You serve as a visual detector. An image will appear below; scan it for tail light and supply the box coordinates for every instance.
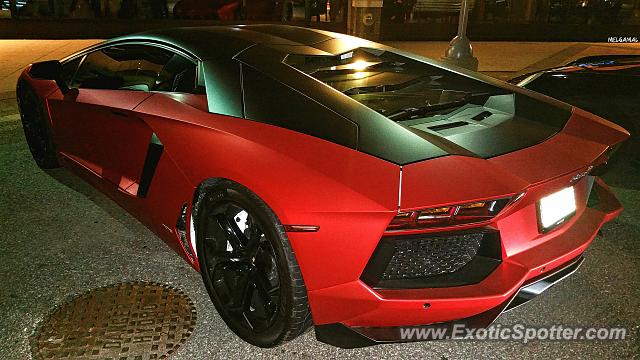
[387,198,511,231]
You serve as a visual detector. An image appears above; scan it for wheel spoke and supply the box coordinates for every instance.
[210,250,242,260]
[227,214,250,247]
[240,276,255,312]
[201,200,282,332]
[253,269,278,317]
[215,213,247,251]
[210,259,249,277]
[242,222,263,260]
[229,266,254,309]
[209,259,233,275]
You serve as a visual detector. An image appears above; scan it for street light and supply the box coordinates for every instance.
[442,0,479,71]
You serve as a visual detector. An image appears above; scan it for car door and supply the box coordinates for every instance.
[48,44,192,196]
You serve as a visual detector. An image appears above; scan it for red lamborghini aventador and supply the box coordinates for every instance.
[17,25,628,348]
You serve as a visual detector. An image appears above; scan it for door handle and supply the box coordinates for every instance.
[110,110,128,117]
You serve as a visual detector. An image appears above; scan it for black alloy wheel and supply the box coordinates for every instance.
[16,82,59,169]
[195,180,311,347]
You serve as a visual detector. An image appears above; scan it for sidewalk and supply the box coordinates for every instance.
[386,41,640,78]
[0,39,100,99]
[1,39,639,99]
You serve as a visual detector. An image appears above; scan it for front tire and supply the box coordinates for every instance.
[194,180,312,347]
[16,82,59,169]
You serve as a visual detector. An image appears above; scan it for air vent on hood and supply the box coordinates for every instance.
[428,121,469,132]
[472,111,493,121]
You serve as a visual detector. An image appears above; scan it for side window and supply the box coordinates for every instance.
[155,54,197,93]
[70,44,197,93]
[242,65,358,149]
[60,57,83,87]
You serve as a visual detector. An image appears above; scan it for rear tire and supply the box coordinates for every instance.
[16,82,59,169]
[194,180,312,347]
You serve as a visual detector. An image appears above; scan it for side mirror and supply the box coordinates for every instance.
[29,60,70,94]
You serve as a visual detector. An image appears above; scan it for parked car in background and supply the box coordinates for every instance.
[172,0,240,19]
[510,55,640,166]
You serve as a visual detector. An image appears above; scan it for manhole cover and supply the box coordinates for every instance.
[32,281,196,360]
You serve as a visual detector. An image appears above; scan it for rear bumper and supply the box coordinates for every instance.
[315,256,584,348]
[310,177,622,348]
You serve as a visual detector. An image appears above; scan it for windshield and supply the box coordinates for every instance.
[285,48,510,122]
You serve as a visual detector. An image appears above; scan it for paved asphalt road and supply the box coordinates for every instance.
[0,94,639,359]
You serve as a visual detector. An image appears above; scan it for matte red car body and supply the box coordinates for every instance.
[21,60,627,333]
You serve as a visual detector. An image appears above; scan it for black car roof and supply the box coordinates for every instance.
[92,26,573,165]
[111,25,363,60]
